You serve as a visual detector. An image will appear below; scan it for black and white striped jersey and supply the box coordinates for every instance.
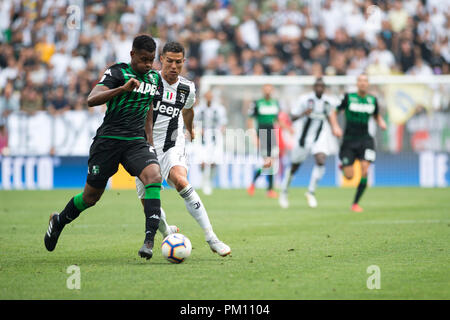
[194,101,227,145]
[291,92,334,147]
[152,71,196,153]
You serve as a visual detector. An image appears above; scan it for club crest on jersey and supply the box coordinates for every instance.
[163,90,177,104]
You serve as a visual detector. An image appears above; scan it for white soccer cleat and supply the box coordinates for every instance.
[162,225,180,238]
[305,192,318,208]
[279,192,289,209]
[202,184,212,196]
[207,238,231,257]
[169,225,179,234]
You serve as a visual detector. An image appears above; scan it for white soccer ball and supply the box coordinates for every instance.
[161,233,192,263]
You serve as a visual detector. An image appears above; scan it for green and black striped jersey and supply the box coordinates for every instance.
[337,92,379,140]
[95,62,160,140]
[248,98,280,129]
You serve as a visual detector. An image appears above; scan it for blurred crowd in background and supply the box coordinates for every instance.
[0,0,449,124]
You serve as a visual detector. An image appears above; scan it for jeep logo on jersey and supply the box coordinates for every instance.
[153,101,181,118]
[133,82,157,95]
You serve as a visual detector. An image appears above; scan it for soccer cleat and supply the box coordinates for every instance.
[44,213,63,252]
[202,185,213,196]
[207,238,231,257]
[305,192,318,208]
[279,192,289,209]
[138,240,154,260]
[169,225,179,234]
[266,190,278,199]
[161,225,180,238]
[247,183,255,196]
[351,203,364,212]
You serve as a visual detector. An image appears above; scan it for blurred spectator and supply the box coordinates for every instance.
[237,13,260,51]
[0,121,7,155]
[0,0,446,122]
[21,86,43,115]
[49,47,70,85]
[47,86,71,116]
[0,81,20,119]
[368,36,396,70]
[397,40,416,73]
[389,0,409,33]
[407,57,434,76]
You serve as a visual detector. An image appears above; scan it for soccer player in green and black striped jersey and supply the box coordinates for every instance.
[44,35,163,260]
[247,84,280,198]
[329,74,386,212]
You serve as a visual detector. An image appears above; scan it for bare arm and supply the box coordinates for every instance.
[375,113,387,130]
[290,108,313,122]
[182,108,195,141]
[87,78,140,107]
[328,109,343,138]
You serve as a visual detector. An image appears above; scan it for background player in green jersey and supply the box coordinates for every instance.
[247,84,280,198]
[44,35,163,260]
[329,74,386,212]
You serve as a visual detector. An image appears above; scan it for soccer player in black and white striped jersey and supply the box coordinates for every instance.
[194,90,228,195]
[280,78,336,209]
[136,42,231,257]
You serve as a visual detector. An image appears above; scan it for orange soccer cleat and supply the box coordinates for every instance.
[247,183,255,196]
[266,190,278,199]
[351,203,364,212]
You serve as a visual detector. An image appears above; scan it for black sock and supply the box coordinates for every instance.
[144,198,161,242]
[58,192,92,228]
[353,177,368,205]
[58,198,82,229]
[267,174,273,190]
[253,168,262,183]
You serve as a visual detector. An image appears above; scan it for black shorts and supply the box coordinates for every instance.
[86,138,159,189]
[257,125,277,157]
[339,137,376,166]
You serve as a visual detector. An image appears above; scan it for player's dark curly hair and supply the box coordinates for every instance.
[162,41,185,57]
[132,35,156,53]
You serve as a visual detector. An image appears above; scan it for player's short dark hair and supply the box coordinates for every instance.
[314,77,325,86]
[162,41,185,57]
[132,35,156,53]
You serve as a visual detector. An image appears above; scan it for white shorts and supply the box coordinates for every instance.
[290,131,330,164]
[136,144,188,199]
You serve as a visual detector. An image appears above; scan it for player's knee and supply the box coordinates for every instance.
[172,176,189,191]
[316,157,326,166]
[344,172,354,179]
[263,158,272,168]
[343,167,354,179]
[291,164,300,174]
[314,153,326,166]
[82,192,101,207]
[140,166,162,185]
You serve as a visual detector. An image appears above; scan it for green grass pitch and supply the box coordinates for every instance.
[0,187,449,300]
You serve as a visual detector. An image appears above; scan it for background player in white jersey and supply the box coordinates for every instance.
[279,78,335,209]
[194,90,227,195]
[136,41,231,257]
